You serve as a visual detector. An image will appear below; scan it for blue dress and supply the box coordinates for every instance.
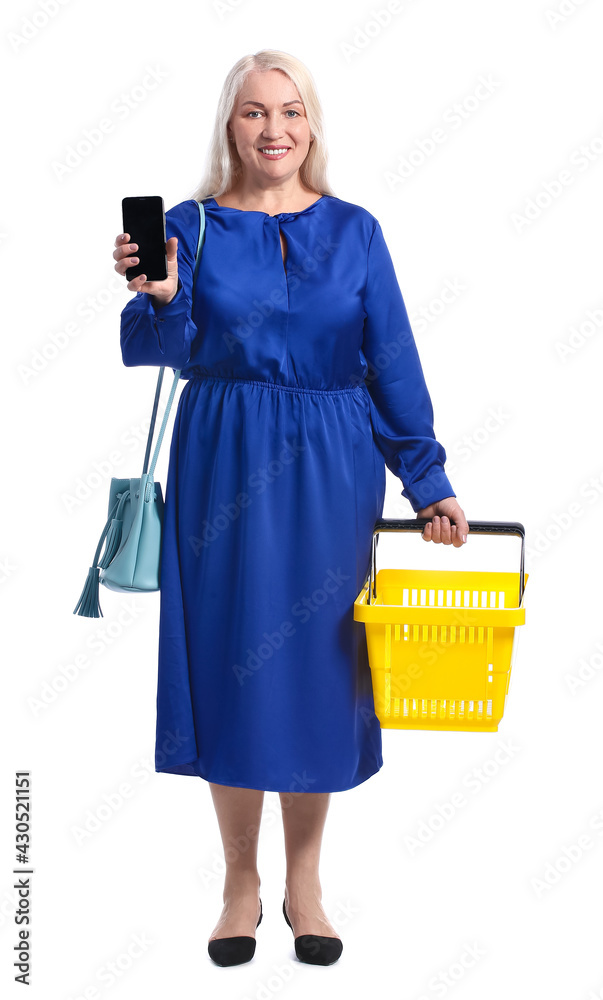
[120,194,455,792]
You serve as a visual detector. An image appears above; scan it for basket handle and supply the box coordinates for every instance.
[367,519,526,607]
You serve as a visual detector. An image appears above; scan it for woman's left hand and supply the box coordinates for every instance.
[416,497,469,546]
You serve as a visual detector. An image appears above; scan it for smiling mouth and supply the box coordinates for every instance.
[258,146,290,156]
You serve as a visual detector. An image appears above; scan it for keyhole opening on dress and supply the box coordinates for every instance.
[279,227,288,271]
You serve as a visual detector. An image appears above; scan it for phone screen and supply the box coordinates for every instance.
[122,196,167,282]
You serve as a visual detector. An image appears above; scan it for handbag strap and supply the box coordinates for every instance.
[142,199,206,477]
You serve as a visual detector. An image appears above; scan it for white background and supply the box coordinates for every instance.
[2,0,603,996]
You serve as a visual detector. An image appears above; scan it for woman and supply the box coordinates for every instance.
[115,49,469,968]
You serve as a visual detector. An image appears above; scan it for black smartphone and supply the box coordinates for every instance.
[121,196,168,282]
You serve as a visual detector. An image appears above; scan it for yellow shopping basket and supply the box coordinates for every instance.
[354,519,527,732]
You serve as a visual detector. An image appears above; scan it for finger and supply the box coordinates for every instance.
[114,246,139,276]
[113,240,139,264]
[450,524,464,548]
[439,515,452,545]
[115,258,139,278]
[117,242,138,259]
[421,520,432,542]
[126,273,147,292]
[114,256,140,278]
[431,515,442,543]
[113,234,135,260]
[165,235,179,260]
[454,515,470,544]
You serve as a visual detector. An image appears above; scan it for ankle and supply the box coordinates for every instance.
[223,869,261,899]
[285,874,322,900]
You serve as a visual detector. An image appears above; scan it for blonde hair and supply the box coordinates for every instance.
[190,49,336,202]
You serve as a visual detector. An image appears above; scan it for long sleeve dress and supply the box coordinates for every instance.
[119,194,456,792]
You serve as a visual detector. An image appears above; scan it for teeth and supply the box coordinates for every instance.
[260,147,289,155]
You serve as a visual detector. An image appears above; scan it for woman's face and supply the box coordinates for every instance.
[228,69,314,187]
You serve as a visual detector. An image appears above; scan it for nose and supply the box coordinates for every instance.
[261,111,286,139]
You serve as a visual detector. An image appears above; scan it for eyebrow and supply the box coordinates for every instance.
[240,100,303,107]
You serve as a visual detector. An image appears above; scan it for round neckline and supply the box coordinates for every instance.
[204,195,327,218]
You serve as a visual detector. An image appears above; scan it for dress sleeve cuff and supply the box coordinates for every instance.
[401,468,457,513]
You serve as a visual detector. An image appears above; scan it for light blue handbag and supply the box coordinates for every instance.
[73,200,206,618]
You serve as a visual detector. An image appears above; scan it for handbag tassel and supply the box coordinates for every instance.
[73,493,127,618]
[98,490,130,569]
[73,566,103,619]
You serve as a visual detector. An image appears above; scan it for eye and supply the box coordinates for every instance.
[244,109,301,118]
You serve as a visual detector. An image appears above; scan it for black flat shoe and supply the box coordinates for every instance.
[282,898,343,966]
[207,898,263,967]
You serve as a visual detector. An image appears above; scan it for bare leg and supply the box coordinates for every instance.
[280,790,341,939]
[208,783,264,941]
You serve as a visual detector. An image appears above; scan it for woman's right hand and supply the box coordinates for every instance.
[113,233,180,306]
